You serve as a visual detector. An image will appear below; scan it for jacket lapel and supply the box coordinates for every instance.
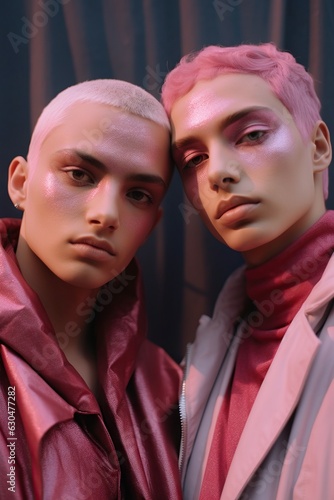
[222,257,334,499]
[182,266,248,480]
[222,313,320,499]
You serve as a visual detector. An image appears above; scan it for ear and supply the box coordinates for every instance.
[7,156,29,209]
[311,120,332,173]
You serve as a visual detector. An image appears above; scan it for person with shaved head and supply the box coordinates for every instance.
[0,79,182,499]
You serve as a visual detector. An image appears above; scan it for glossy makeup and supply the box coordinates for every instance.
[14,102,171,291]
[171,73,330,266]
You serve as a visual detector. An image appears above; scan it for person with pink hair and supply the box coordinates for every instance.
[162,43,334,499]
[0,79,182,499]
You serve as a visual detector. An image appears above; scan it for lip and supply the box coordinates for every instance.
[215,196,260,221]
[71,236,116,257]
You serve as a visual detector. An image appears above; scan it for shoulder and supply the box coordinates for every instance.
[304,254,334,314]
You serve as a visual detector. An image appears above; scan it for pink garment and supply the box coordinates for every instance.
[200,211,334,498]
[0,218,182,500]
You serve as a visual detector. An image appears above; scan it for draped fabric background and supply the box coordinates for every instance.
[1,0,333,361]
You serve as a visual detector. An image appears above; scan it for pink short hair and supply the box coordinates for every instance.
[161,43,328,198]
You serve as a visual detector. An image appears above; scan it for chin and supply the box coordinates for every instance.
[59,271,109,291]
[219,229,271,254]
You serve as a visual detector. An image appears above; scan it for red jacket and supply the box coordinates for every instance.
[0,218,182,499]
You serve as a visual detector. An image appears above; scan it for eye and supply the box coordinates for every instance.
[237,129,266,144]
[66,168,94,184]
[183,153,209,170]
[127,190,153,205]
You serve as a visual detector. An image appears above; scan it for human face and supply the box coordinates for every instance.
[17,102,171,290]
[171,73,327,266]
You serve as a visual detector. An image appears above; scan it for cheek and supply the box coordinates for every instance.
[258,129,302,175]
[29,172,58,201]
[183,172,208,210]
[29,174,81,216]
[125,212,158,245]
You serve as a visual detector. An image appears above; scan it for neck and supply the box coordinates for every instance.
[16,236,102,394]
[243,203,326,267]
[15,235,99,356]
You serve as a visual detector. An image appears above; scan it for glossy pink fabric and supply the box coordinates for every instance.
[0,218,182,499]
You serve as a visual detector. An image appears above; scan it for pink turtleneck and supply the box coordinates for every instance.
[200,211,334,498]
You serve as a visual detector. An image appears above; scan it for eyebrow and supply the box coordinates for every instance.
[56,149,167,187]
[172,106,271,152]
[126,173,167,187]
[60,149,106,170]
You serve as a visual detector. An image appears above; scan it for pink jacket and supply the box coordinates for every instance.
[180,257,334,499]
[0,218,182,499]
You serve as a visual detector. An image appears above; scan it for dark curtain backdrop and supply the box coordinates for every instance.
[1,0,334,361]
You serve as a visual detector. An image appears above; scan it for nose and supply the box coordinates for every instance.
[86,183,120,230]
[208,146,241,192]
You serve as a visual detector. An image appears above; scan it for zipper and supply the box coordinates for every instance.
[178,342,192,475]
